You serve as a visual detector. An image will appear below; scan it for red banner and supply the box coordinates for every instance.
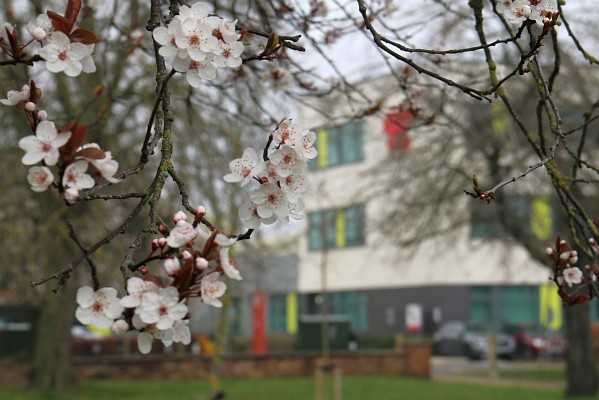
[251,291,267,354]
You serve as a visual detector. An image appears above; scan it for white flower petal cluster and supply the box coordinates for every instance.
[201,272,227,307]
[224,119,316,228]
[495,0,558,26]
[113,277,191,354]
[18,121,71,166]
[152,2,244,87]
[0,84,30,106]
[5,83,120,200]
[75,287,124,329]
[39,31,96,77]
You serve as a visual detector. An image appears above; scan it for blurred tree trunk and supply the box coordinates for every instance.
[565,303,598,397]
[31,282,77,390]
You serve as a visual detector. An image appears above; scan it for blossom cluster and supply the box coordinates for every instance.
[75,208,240,353]
[223,119,317,228]
[152,2,244,87]
[495,0,559,26]
[2,82,120,203]
[546,237,599,305]
[0,2,97,77]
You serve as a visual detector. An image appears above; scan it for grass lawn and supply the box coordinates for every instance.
[0,376,595,400]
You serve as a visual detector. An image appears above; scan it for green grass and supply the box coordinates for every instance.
[0,376,594,400]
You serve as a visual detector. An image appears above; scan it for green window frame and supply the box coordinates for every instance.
[309,120,364,170]
[308,205,366,251]
[268,294,288,334]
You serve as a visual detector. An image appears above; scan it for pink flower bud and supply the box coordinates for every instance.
[173,211,187,223]
[585,265,592,272]
[589,238,597,246]
[181,250,192,259]
[139,265,149,274]
[151,238,160,250]
[194,206,206,218]
[112,319,129,335]
[25,101,36,112]
[37,110,48,120]
[158,223,169,235]
[195,257,208,270]
[31,27,47,41]
[569,256,578,264]
[545,247,554,256]
[157,237,167,247]
[164,257,181,276]
[559,251,571,260]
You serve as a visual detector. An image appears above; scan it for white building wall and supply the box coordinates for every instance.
[297,75,551,293]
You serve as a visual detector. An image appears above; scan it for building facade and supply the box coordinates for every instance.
[296,76,559,337]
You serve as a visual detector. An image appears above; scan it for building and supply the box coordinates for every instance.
[296,75,560,337]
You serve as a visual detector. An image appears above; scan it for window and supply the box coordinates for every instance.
[309,120,364,170]
[331,292,369,332]
[308,204,365,251]
[470,195,554,240]
[268,294,287,333]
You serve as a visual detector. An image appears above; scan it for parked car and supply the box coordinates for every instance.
[504,324,567,358]
[433,320,516,360]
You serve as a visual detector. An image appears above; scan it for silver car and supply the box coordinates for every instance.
[433,321,516,360]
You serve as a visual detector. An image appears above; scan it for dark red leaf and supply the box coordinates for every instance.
[47,11,71,34]
[70,28,99,44]
[76,147,106,160]
[64,0,82,26]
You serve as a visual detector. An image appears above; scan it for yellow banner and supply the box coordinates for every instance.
[317,129,328,168]
[531,196,552,240]
[539,283,562,331]
[335,209,346,248]
[286,293,298,334]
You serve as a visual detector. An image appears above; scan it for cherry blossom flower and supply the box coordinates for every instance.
[137,286,188,330]
[300,130,318,160]
[213,19,240,44]
[280,173,309,200]
[238,199,277,229]
[131,314,174,354]
[75,286,124,329]
[201,272,227,307]
[214,233,241,280]
[561,267,583,287]
[0,85,30,106]
[172,319,191,345]
[179,2,211,22]
[166,220,198,248]
[175,18,218,62]
[77,143,120,183]
[27,166,54,192]
[62,160,95,191]
[120,277,160,308]
[250,183,290,218]
[269,145,304,177]
[223,148,265,186]
[27,14,53,42]
[173,55,218,86]
[18,120,71,166]
[213,39,244,68]
[497,0,532,24]
[39,31,94,77]
[273,119,300,147]
[152,20,184,58]
[531,0,558,25]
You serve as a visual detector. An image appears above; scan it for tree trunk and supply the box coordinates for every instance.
[565,303,598,397]
[31,282,77,391]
